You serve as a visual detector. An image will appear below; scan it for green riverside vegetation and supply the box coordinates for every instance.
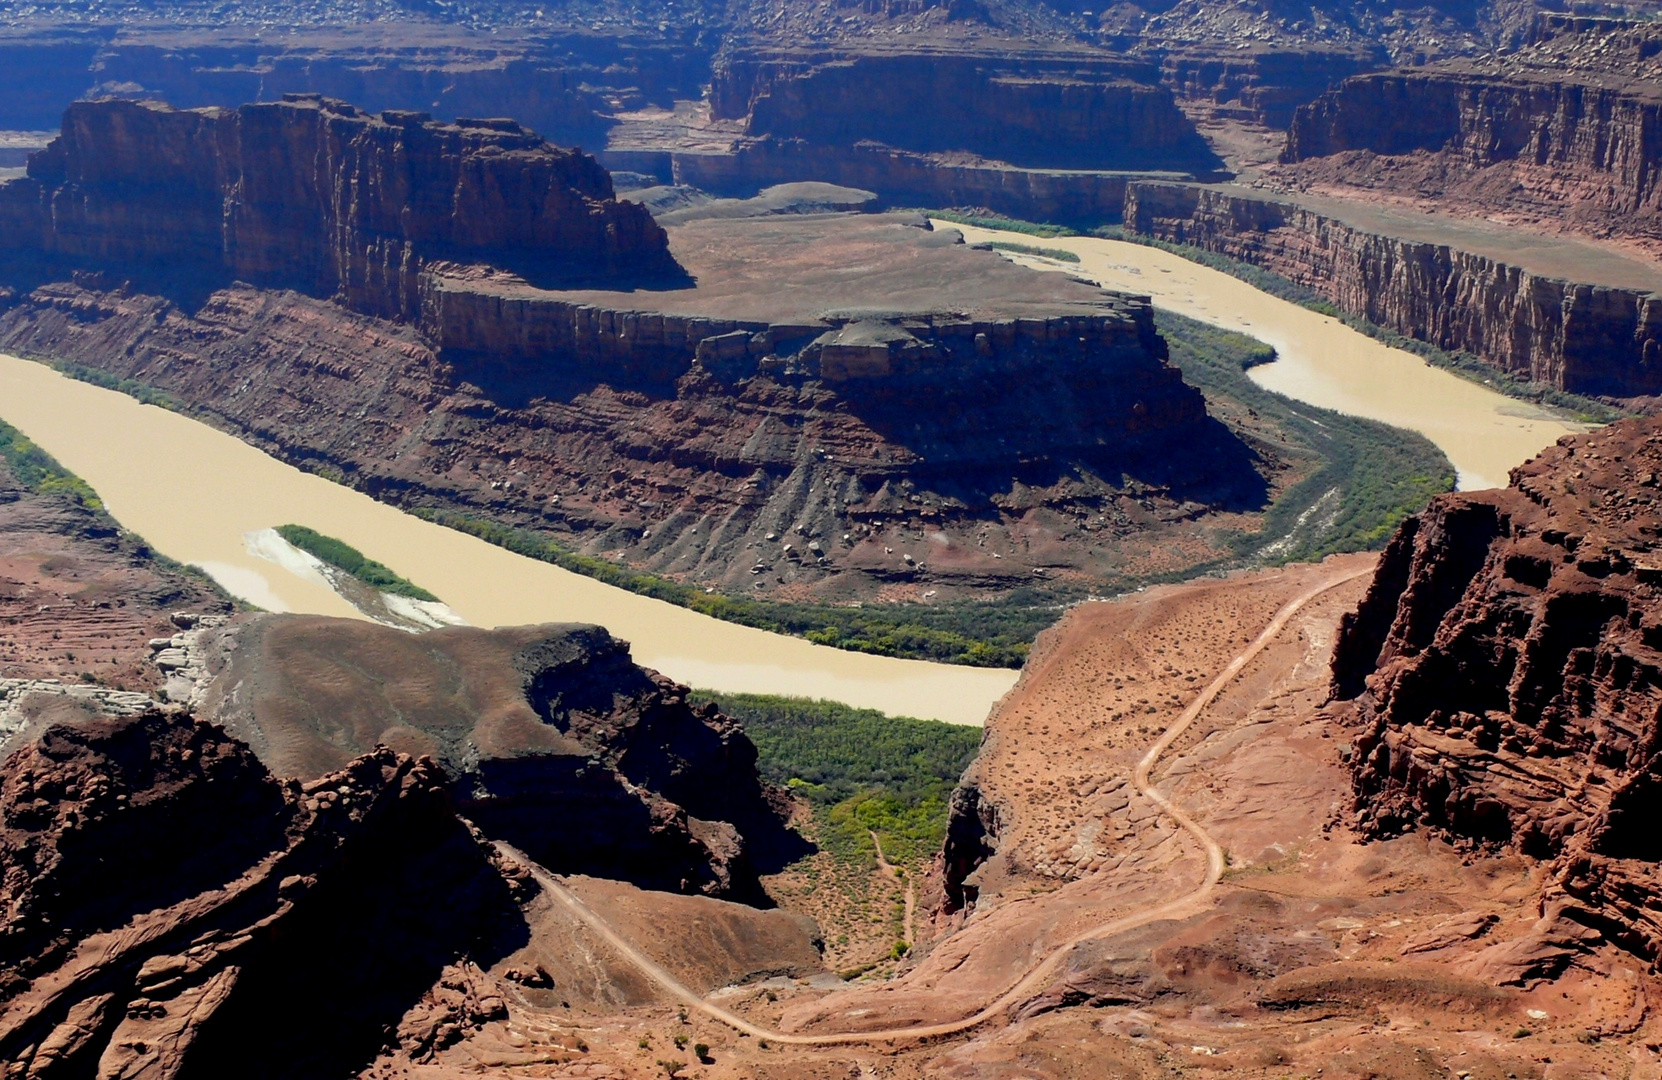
[414,509,1045,667]
[986,240,1080,263]
[274,524,440,601]
[922,209,1078,238]
[1159,312,1456,559]
[0,417,104,511]
[706,691,982,871]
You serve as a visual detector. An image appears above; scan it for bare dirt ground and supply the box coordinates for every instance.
[384,552,1662,1079]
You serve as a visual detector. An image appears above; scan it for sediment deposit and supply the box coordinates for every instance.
[1334,416,1662,967]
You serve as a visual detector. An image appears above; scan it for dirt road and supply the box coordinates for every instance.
[497,562,1372,1046]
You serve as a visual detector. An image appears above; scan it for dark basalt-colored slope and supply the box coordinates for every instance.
[195,616,800,902]
[0,710,534,1078]
[1332,416,1662,965]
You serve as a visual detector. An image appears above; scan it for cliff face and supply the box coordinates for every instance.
[663,139,1138,225]
[1332,417,1662,962]
[1280,18,1662,238]
[0,710,535,1077]
[1124,182,1662,398]
[194,617,794,902]
[1159,44,1385,129]
[709,46,1222,172]
[0,95,678,319]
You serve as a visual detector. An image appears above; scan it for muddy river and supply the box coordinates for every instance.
[0,354,1017,725]
[945,222,1587,492]
[0,232,1589,723]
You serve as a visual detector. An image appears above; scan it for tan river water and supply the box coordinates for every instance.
[944,222,1588,492]
[0,354,1017,725]
[0,232,1590,723]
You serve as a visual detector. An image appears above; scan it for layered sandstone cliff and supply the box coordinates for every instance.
[1332,417,1662,965]
[0,95,677,320]
[1124,181,1662,397]
[710,44,1220,171]
[1280,17,1662,238]
[0,103,1261,601]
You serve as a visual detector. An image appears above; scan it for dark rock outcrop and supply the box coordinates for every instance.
[195,617,797,902]
[0,95,678,319]
[0,710,534,1078]
[1123,181,1662,398]
[1332,416,1662,960]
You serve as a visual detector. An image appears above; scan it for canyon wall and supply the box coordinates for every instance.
[710,46,1220,171]
[1160,44,1385,129]
[1123,181,1662,397]
[0,95,677,320]
[1285,71,1662,217]
[1332,417,1662,967]
[639,139,1140,225]
[1279,17,1662,236]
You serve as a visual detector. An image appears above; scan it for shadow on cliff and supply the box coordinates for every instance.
[176,793,531,1080]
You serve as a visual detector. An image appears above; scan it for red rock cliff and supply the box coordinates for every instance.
[1124,181,1662,398]
[1332,417,1662,965]
[0,94,678,320]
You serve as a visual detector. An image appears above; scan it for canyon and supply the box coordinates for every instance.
[6,1,1662,1076]
[0,95,1304,609]
[1121,181,1662,399]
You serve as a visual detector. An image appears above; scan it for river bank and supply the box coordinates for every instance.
[0,353,1016,725]
[943,221,1588,491]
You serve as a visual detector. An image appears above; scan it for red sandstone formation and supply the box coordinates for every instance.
[1123,181,1662,399]
[0,115,1266,600]
[1280,17,1662,242]
[0,95,677,320]
[709,44,1222,172]
[0,710,537,1077]
[1333,416,1662,966]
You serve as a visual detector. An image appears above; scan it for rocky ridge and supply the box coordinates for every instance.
[0,444,232,693]
[0,708,537,1078]
[1123,181,1662,398]
[190,616,794,902]
[1332,416,1662,967]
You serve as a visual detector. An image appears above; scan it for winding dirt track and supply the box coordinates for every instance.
[498,563,1371,1047]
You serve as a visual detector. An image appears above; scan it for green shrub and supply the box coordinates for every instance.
[0,418,104,511]
[274,524,439,601]
[709,692,981,871]
[923,208,1079,237]
[987,240,1081,262]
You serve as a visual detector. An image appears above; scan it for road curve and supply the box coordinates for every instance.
[497,563,1372,1047]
